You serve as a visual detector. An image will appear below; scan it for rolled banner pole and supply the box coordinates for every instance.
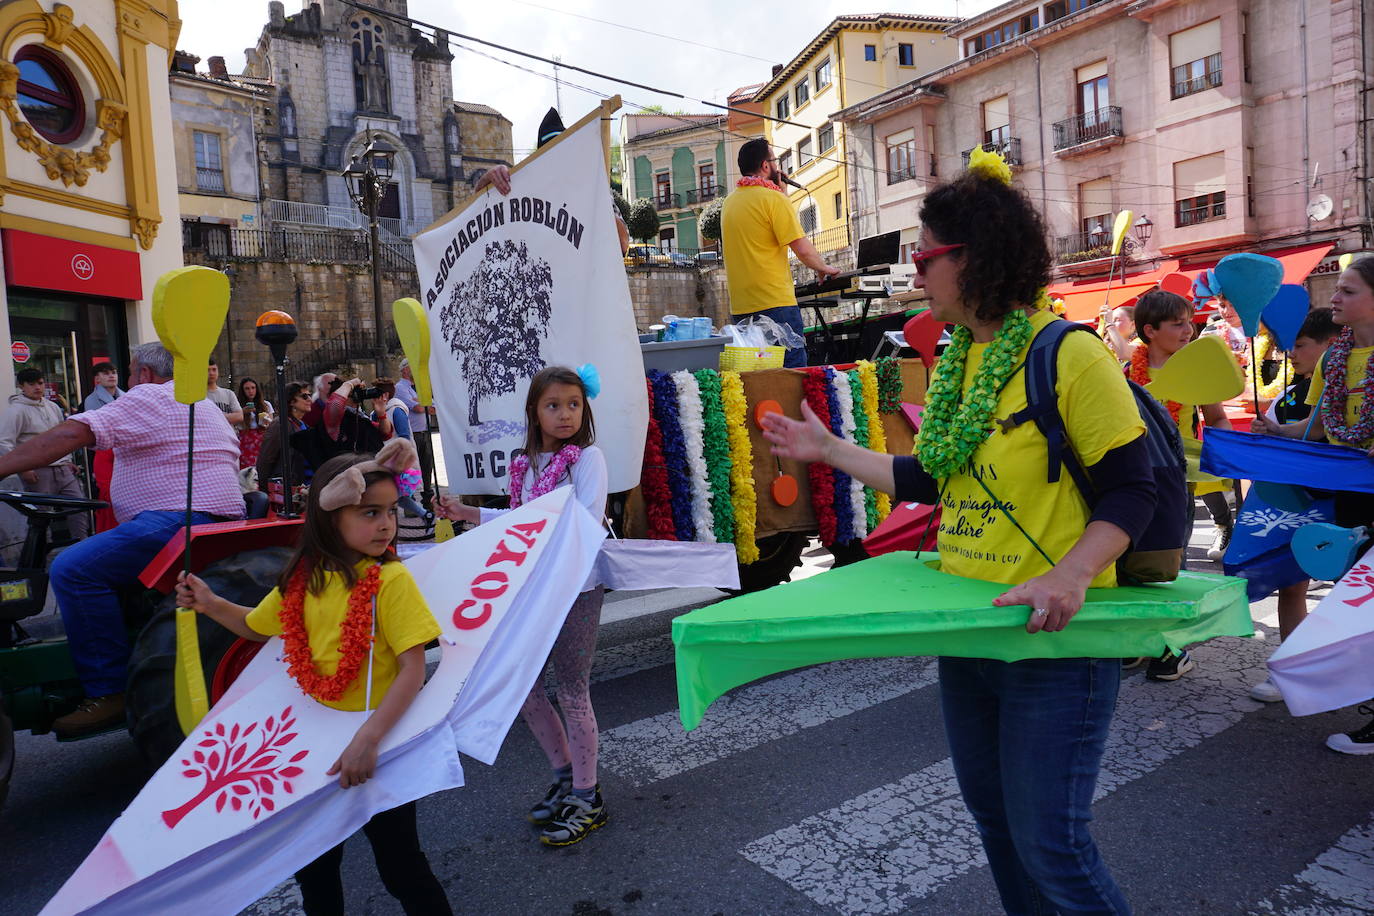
[391,297,439,518]
[152,266,231,734]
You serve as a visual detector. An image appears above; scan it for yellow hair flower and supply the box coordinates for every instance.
[967,145,1013,187]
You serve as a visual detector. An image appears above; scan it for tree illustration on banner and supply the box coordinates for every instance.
[439,239,553,425]
[1342,564,1374,608]
[161,706,308,828]
[1240,505,1328,538]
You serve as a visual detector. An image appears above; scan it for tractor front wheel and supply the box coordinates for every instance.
[125,547,291,769]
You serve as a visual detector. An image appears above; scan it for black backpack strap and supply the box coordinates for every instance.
[1009,319,1096,503]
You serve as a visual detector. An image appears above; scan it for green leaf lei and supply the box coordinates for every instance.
[915,308,1033,479]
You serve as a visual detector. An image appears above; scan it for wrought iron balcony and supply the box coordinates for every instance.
[961,137,1022,168]
[682,185,720,206]
[195,167,225,193]
[1171,54,1222,99]
[1052,107,1123,151]
[1053,230,1113,264]
[655,193,680,211]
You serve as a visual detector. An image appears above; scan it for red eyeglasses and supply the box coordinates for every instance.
[912,243,965,276]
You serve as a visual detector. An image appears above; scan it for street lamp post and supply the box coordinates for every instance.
[343,136,395,377]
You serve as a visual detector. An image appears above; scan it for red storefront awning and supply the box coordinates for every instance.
[1049,242,1335,322]
[1,229,142,300]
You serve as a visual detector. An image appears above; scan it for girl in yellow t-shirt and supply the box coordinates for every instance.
[177,440,450,915]
[763,156,1147,914]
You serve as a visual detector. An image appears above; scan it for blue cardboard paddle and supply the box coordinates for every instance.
[1292,523,1368,582]
[1213,253,1284,337]
[1261,284,1310,351]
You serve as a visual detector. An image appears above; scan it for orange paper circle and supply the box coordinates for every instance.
[754,399,783,429]
[772,473,798,507]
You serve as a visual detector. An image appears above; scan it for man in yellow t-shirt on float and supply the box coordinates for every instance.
[721,138,840,368]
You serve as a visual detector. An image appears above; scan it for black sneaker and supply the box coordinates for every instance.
[540,788,607,847]
[1326,704,1374,756]
[527,778,571,826]
[1146,649,1195,681]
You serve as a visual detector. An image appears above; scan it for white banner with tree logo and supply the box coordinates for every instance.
[413,108,647,495]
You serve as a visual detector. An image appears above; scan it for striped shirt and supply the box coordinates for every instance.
[71,380,245,524]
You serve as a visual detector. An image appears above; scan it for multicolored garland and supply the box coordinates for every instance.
[801,368,839,545]
[847,368,879,531]
[1129,343,1183,426]
[1321,327,1374,446]
[640,378,677,540]
[856,360,892,523]
[832,368,869,539]
[720,371,759,563]
[673,370,716,542]
[876,357,903,413]
[650,370,695,541]
[915,309,1033,480]
[822,367,857,542]
[695,369,735,544]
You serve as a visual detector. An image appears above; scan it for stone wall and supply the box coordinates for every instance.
[625,266,731,331]
[186,256,419,392]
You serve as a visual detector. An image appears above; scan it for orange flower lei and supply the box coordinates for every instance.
[1129,343,1183,426]
[279,561,382,703]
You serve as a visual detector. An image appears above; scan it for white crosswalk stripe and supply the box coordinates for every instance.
[740,633,1278,915]
[1250,812,1374,914]
[599,657,938,786]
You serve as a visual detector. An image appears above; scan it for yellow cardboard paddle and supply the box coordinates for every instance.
[1110,210,1134,256]
[1145,334,1245,405]
[152,266,231,736]
[153,266,231,405]
[1339,253,1354,271]
[393,297,450,540]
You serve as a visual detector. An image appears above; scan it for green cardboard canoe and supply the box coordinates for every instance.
[672,553,1253,730]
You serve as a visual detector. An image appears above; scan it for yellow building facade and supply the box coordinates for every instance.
[754,14,958,260]
[0,0,184,404]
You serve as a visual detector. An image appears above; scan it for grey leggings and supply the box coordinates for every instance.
[520,586,604,790]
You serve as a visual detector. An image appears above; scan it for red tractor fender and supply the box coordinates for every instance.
[138,518,303,594]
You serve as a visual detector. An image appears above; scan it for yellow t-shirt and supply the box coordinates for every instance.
[720,185,804,315]
[937,310,1145,589]
[246,559,441,711]
[1306,344,1374,448]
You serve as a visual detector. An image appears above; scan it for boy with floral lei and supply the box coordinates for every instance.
[1126,289,1234,679]
[762,147,1157,914]
[1259,258,1374,755]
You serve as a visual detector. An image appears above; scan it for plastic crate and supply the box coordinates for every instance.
[719,345,785,372]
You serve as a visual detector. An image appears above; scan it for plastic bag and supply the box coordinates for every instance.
[730,314,805,349]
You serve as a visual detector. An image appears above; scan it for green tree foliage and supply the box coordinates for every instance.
[627,198,660,243]
[699,198,724,242]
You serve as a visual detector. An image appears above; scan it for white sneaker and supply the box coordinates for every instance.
[1248,679,1283,703]
[1206,526,1232,562]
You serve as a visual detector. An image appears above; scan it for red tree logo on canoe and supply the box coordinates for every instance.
[161,706,308,829]
[1343,564,1374,608]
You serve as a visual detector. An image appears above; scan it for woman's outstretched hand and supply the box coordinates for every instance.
[760,401,834,464]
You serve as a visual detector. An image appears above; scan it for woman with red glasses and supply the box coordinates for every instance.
[763,151,1155,914]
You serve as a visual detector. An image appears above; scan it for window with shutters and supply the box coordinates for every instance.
[1079,177,1113,237]
[983,95,1010,146]
[193,131,225,193]
[864,45,877,62]
[1173,153,1226,226]
[886,129,916,184]
[1169,20,1222,99]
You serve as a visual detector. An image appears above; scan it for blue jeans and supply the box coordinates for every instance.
[939,657,1130,915]
[738,305,808,368]
[51,509,219,696]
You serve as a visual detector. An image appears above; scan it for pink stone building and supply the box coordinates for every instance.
[834,0,1373,316]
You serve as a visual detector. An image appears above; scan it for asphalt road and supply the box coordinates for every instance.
[4,524,1374,916]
